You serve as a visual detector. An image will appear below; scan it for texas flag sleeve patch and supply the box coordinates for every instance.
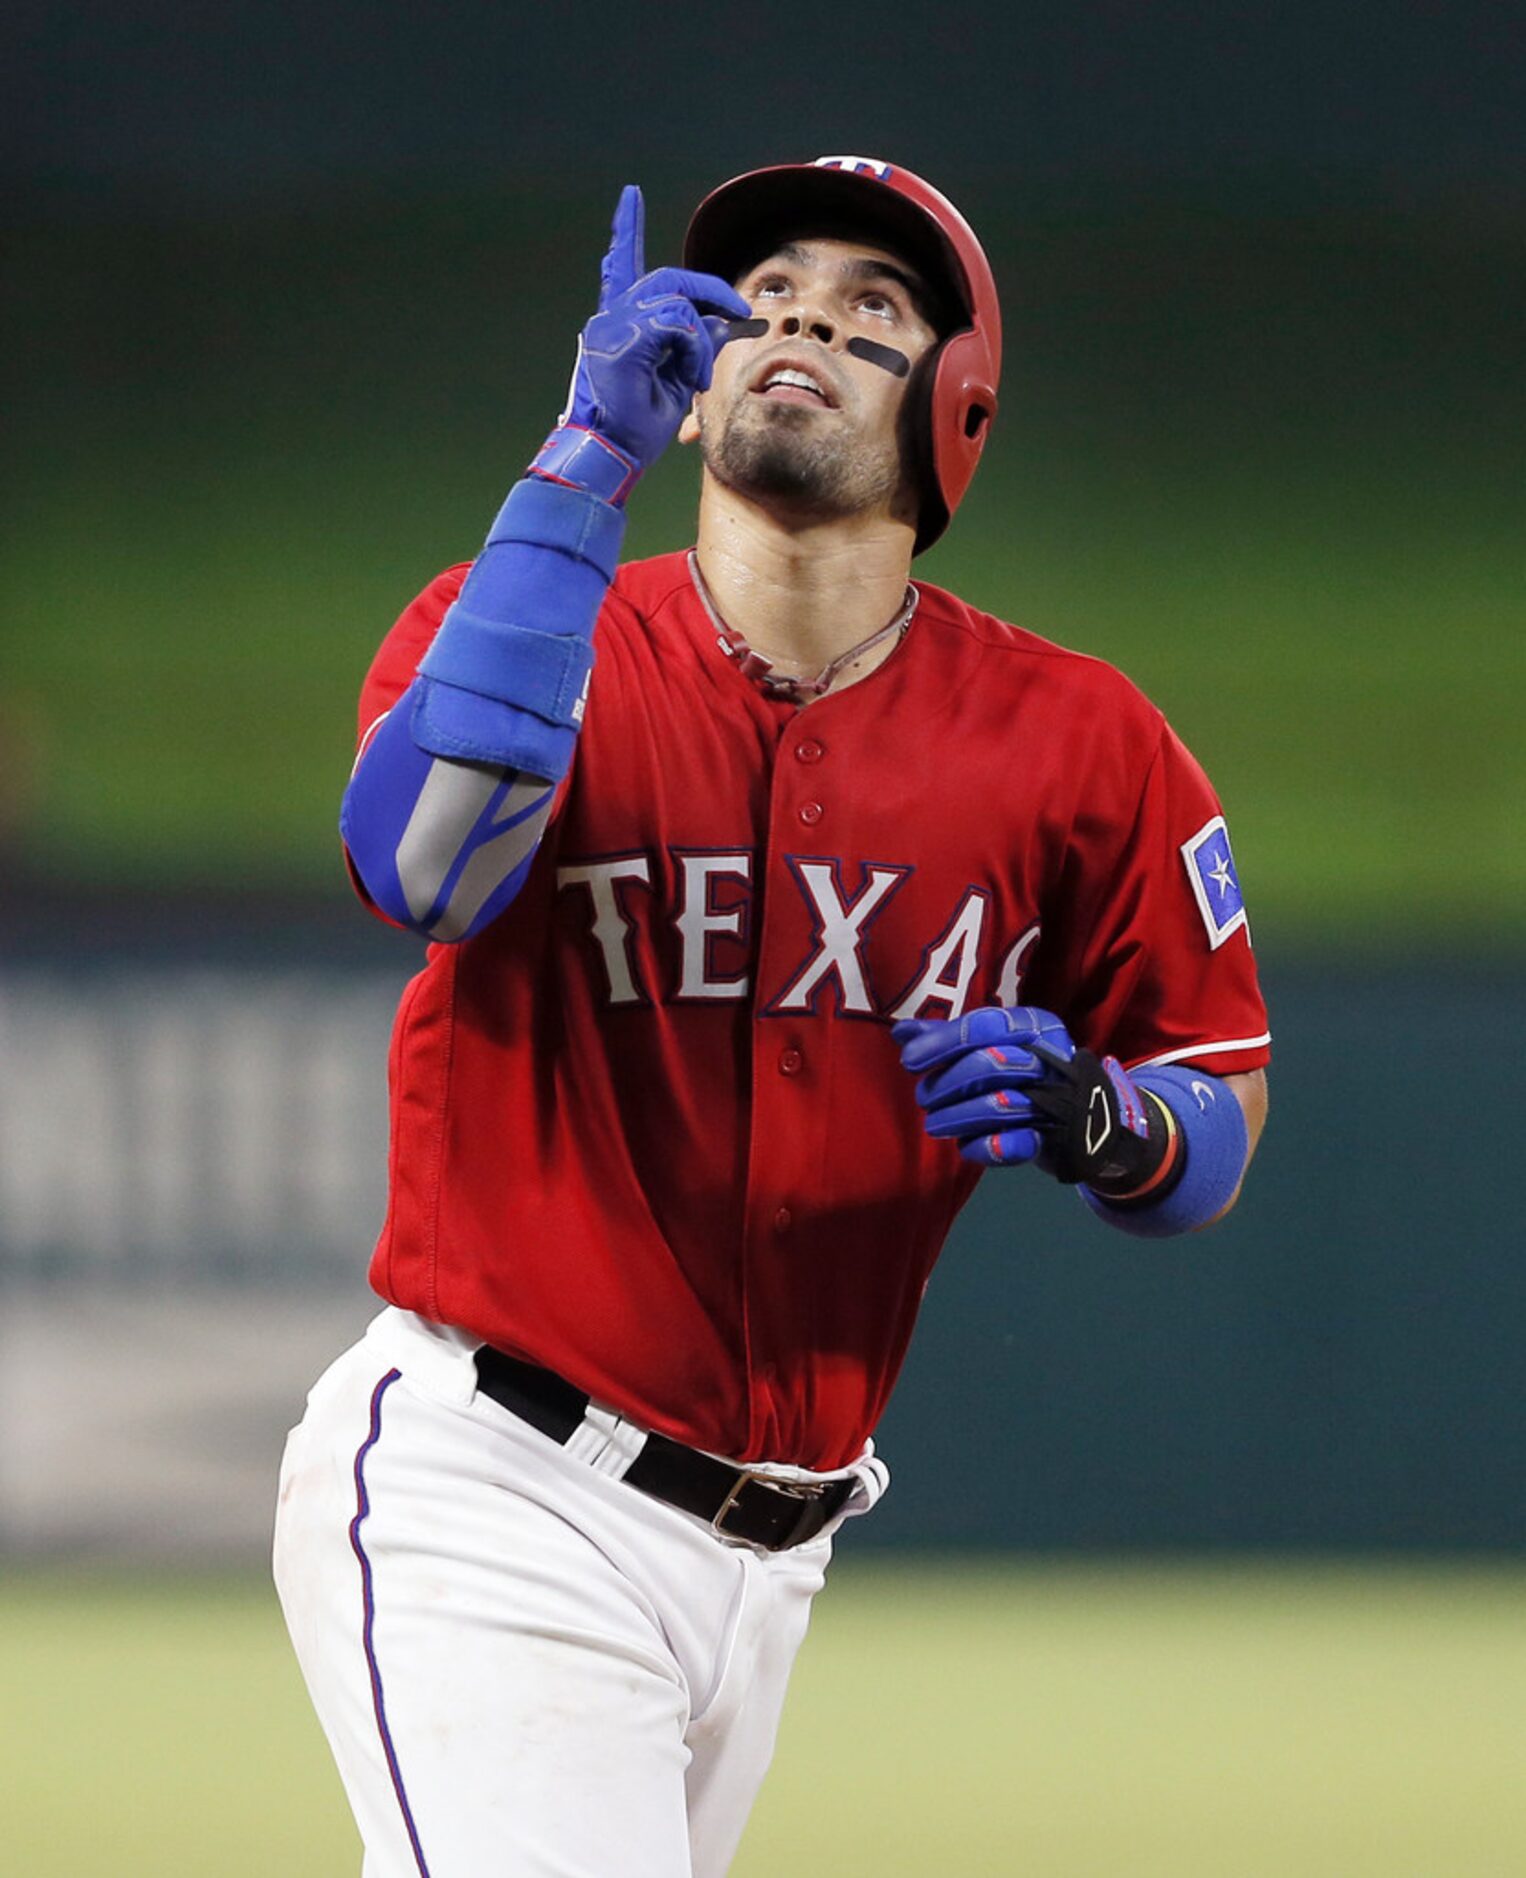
[1181,815,1249,949]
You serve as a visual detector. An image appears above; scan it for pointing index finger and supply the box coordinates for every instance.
[599,184,645,310]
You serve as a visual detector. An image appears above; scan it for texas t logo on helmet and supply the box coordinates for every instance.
[684,155,1001,551]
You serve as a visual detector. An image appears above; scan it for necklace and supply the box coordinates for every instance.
[687,551,918,703]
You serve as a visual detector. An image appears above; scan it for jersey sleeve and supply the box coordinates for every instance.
[1037,721,1271,1076]
[353,563,470,755]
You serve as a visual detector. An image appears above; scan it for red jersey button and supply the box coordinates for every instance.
[773,1206,793,1234]
[798,801,823,825]
[779,1047,804,1075]
[795,739,825,764]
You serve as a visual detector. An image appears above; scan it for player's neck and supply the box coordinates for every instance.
[692,485,916,692]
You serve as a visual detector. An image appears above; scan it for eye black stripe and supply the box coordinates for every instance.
[847,337,911,378]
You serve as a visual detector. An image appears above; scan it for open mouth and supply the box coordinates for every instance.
[751,362,838,409]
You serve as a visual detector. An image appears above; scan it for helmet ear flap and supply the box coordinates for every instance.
[895,331,1001,555]
[919,328,999,551]
[899,340,948,554]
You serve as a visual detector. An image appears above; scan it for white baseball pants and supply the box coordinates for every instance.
[273,1308,886,1876]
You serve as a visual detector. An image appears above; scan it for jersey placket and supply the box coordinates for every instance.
[738,710,842,1455]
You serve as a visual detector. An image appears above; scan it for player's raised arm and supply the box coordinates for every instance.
[340,185,751,941]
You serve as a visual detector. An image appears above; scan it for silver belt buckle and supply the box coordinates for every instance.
[711,1468,826,1546]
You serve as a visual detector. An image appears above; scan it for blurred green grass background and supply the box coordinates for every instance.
[8,1560,1525,1876]
[5,192,1521,947]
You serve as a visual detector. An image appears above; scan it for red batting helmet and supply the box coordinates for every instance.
[683,155,1001,553]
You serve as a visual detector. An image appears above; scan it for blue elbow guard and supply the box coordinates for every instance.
[1080,1063,1249,1239]
[413,477,626,781]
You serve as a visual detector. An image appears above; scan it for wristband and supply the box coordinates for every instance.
[1080,1063,1249,1239]
[1108,1090,1181,1201]
[530,425,641,507]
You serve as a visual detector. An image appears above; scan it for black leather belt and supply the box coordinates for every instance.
[474,1346,852,1552]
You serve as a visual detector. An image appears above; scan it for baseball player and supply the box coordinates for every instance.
[274,157,1270,1876]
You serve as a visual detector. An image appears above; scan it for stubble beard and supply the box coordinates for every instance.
[699,397,902,522]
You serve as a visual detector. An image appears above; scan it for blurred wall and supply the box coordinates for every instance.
[3,933,1523,1553]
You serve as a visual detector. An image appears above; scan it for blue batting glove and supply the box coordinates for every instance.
[531,185,753,504]
[893,1003,1168,1191]
[893,1006,1077,1167]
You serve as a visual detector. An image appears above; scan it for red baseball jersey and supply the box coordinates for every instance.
[352,550,1270,1469]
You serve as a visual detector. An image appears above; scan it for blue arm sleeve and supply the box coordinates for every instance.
[341,691,555,942]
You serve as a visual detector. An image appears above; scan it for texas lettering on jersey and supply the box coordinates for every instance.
[350,551,1271,1470]
[556,848,1037,1021]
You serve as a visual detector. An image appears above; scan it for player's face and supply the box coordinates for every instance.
[688,237,940,527]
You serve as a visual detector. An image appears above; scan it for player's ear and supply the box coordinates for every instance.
[678,399,702,446]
